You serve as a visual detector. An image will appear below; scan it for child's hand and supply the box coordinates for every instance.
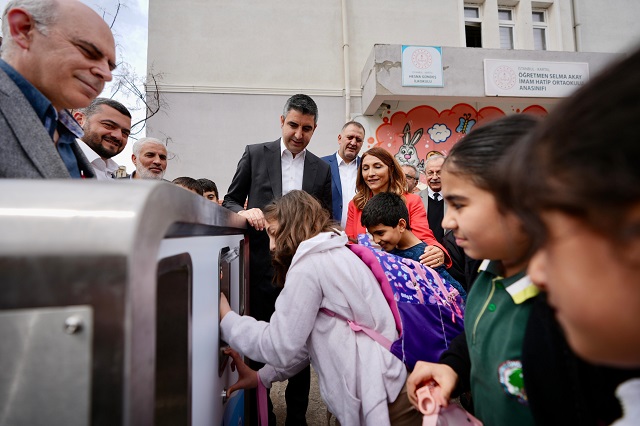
[220,292,232,319]
[224,347,259,395]
[406,361,458,409]
[420,246,445,267]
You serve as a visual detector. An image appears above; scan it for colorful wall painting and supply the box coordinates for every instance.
[370,103,547,183]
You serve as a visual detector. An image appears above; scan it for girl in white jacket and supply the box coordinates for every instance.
[219,190,420,425]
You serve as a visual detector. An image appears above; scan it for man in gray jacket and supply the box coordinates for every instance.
[0,0,116,178]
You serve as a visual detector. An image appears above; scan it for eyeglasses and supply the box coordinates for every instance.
[426,171,441,177]
[405,175,418,181]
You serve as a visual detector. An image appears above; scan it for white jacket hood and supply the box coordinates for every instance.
[289,230,347,268]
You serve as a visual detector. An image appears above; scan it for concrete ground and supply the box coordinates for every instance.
[271,366,337,425]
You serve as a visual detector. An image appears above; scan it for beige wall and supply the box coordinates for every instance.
[149,0,463,93]
[147,0,640,196]
[574,0,640,53]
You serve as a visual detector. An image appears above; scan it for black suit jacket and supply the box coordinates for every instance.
[223,139,332,320]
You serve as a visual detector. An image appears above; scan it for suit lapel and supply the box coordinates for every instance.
[0,69,70,178]
[71,140,95,178]
[265,140,282,198]
[302,153,318,194]
[328,155,342,197]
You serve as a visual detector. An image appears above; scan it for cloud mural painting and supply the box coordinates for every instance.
[428,124,451,143]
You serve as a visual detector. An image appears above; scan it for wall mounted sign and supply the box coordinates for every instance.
[484,59,589,97]
[402,46,444,87]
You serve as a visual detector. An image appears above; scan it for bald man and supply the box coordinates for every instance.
[0,0,116,178]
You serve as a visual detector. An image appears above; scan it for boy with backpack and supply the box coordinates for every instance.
[360,191,466,300]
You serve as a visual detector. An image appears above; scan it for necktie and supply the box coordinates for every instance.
[433,192,440,202]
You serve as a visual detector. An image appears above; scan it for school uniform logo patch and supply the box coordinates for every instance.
[498,360,528,404]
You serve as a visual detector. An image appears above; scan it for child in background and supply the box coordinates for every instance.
[504,48,640,425]
[197,178,219,203]
[172,176,204,195]
[361,191,466,300]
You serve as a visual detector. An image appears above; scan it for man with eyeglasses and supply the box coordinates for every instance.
[0,0,116,178]
[73,98,131,180]
[401,163,421,194]
[419,154,446,243]
[322,121,365,227]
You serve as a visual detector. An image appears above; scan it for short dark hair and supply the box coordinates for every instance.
[172,176,204,195]
[361,192,411,230]
[283,94,318,124]
[197,178,218,197]
[342,120,365,135]
[82,97,131,119]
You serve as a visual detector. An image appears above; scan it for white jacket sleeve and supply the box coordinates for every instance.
[220,265,322,369]
[257,355,311,389]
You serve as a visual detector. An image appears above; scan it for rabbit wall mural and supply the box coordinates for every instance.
[395,123,425,172]
[372,102,548,185]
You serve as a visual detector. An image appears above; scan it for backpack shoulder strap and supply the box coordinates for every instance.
[347,244,402,333]
[319,308,393,350]
[402,257,464,320]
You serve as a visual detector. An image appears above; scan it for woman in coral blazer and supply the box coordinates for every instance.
[345,147,451,267]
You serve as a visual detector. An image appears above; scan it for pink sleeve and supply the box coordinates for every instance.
[405,194,452,267]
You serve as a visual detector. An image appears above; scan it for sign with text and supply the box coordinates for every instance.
[402,46,444,87]
[484,59,589,97]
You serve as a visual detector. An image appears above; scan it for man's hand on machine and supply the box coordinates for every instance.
[238,208,265,231]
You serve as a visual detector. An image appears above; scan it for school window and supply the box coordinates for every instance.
[464,5,482,48]
[498,8,515,49]
[532,10,547,50]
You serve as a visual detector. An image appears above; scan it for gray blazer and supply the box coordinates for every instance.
[0,68,93,178]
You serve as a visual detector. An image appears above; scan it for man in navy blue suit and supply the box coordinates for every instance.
[321,121,365,227]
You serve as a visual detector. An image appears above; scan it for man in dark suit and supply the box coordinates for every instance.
[0,0,116,179]
[223,94,332,426]
[321,121,365,227]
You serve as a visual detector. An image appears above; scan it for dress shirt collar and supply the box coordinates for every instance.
[77,138,120,179]
[280,137,306,161]
[336,152,358,167]
[77,138,101,163]
[427,187,441,199]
